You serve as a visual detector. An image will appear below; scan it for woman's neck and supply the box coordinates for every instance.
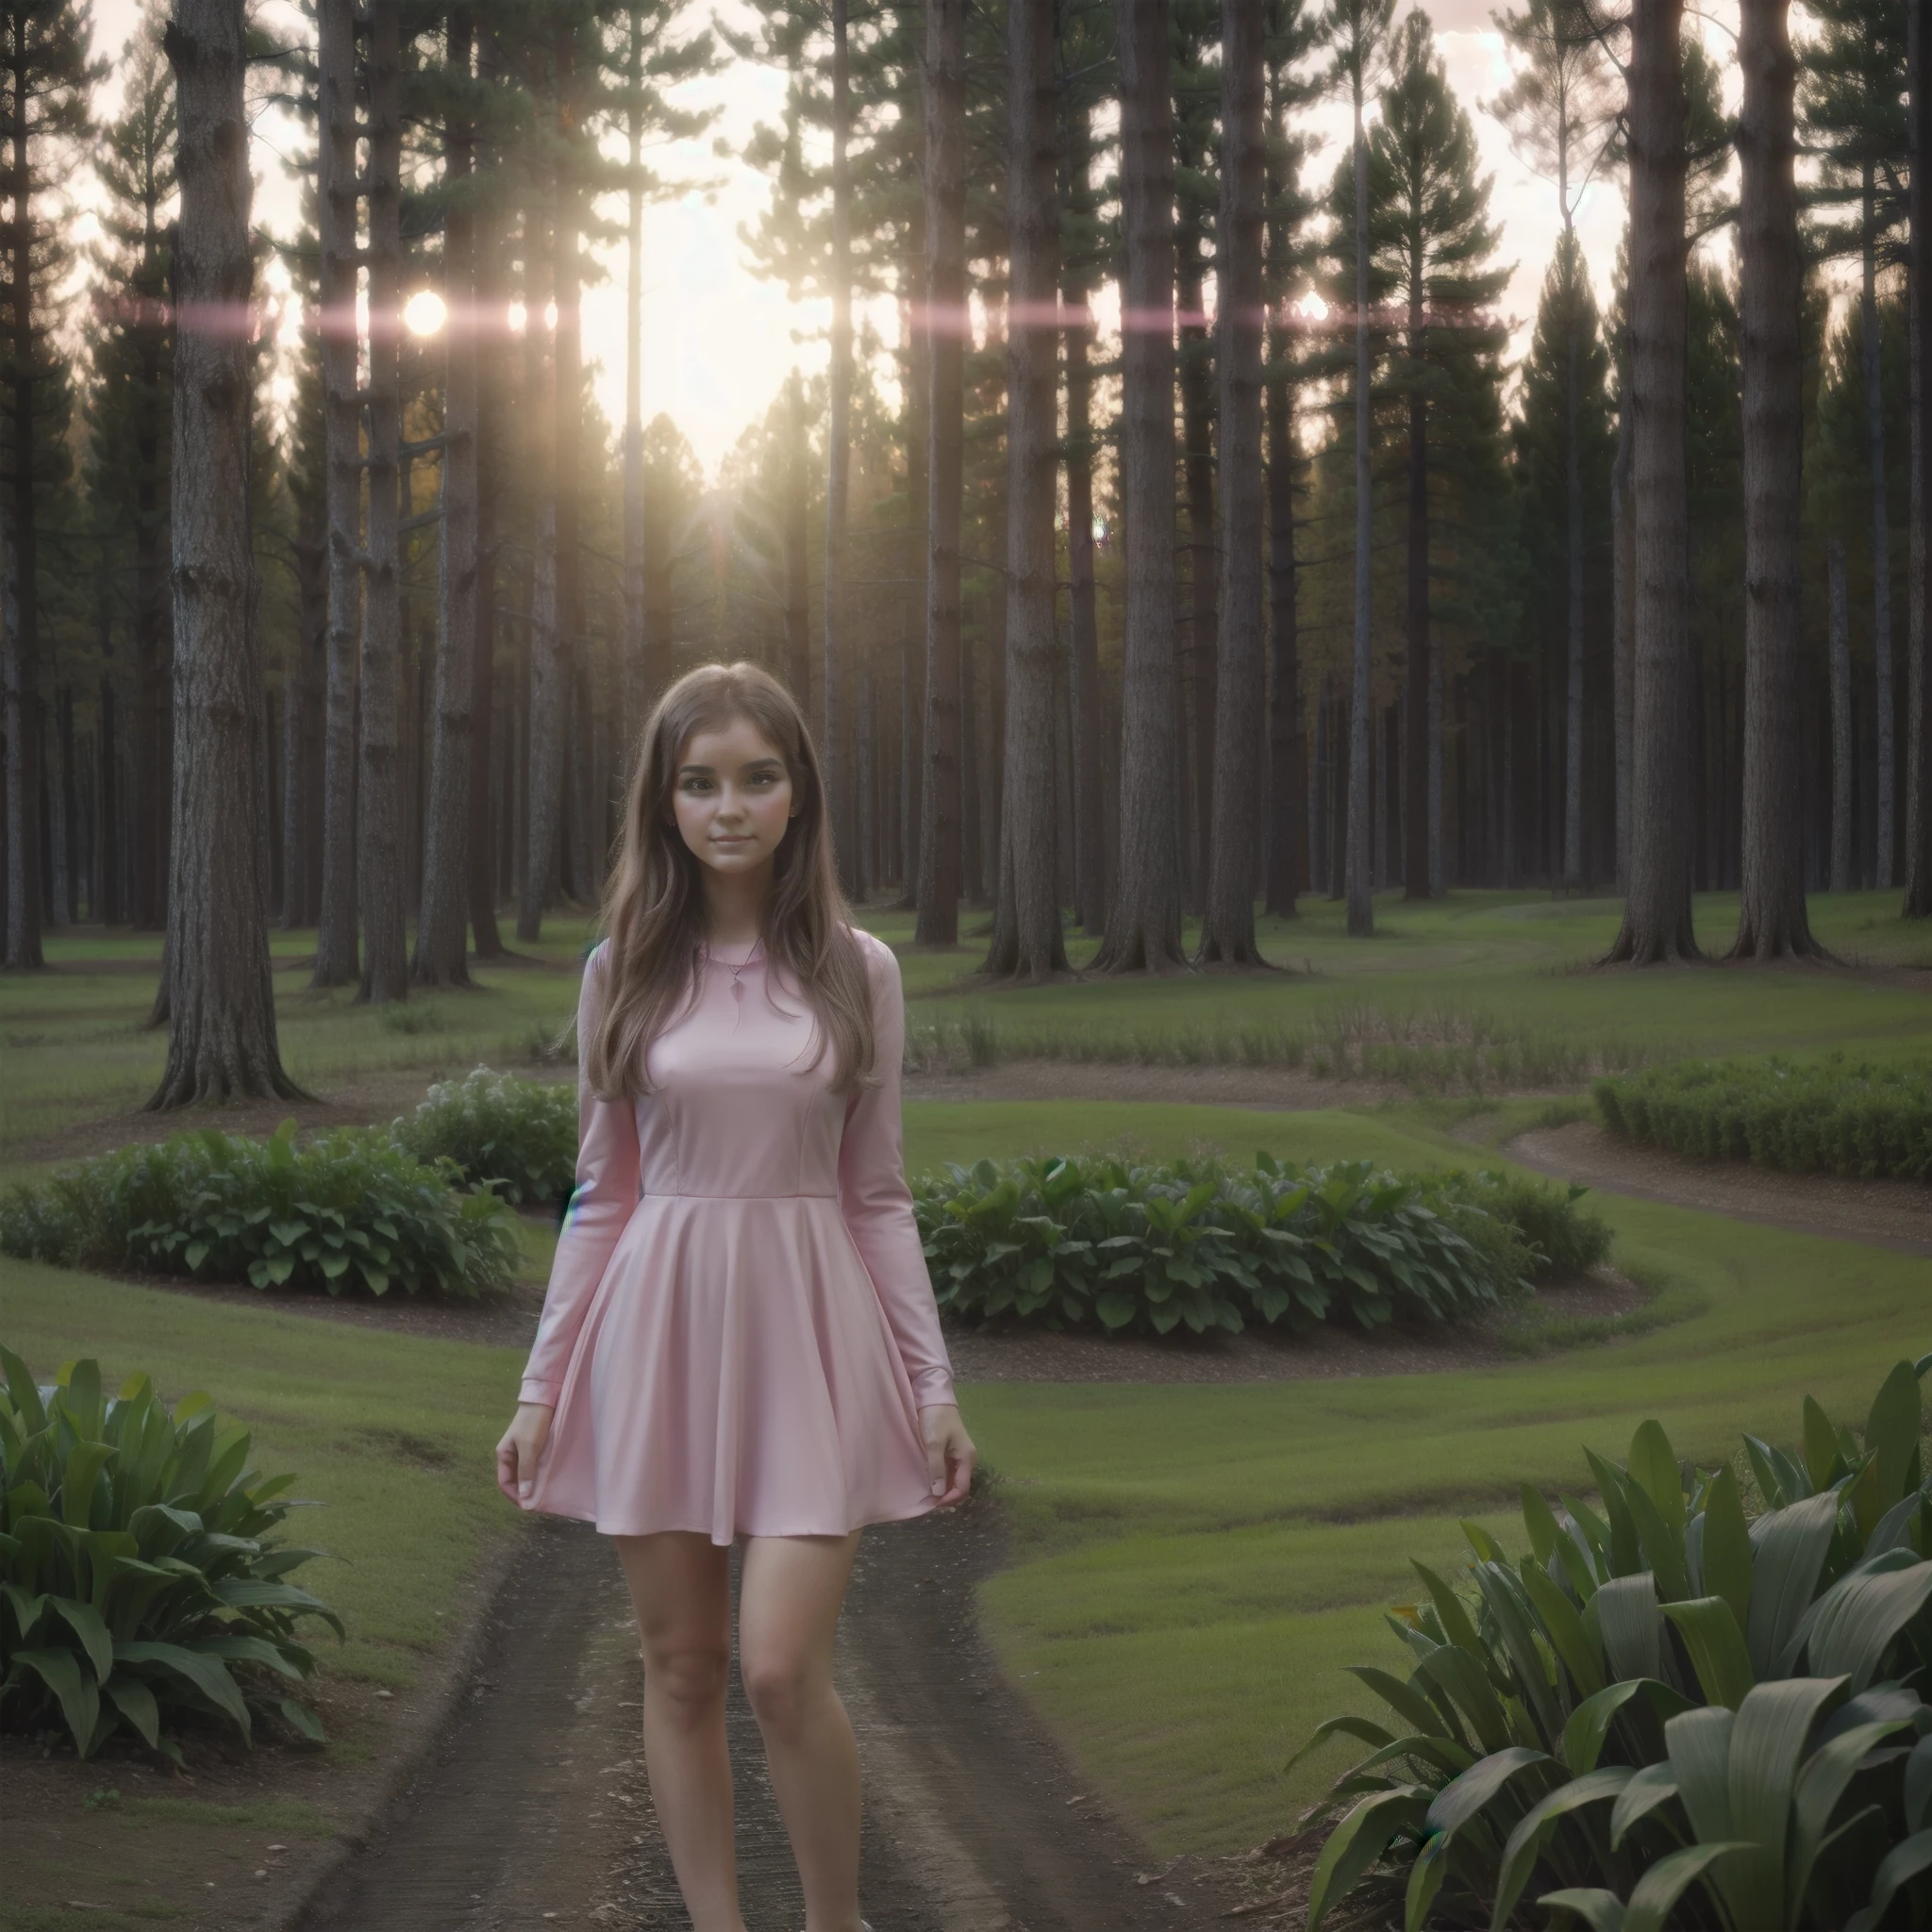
[698,863,772,950]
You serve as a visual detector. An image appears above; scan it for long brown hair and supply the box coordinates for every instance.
[584,661,876,1100]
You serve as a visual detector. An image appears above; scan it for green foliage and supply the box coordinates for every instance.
[911,1154,1606,1339]
[389,1064,576,1206]
[0,1348,341,1759]
[1594,1054,1932,1182]
[1292,1361,1932,1931]
[0,1120,520,1299]
[1434,1171,1614,1281]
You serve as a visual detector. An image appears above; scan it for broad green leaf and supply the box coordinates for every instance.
[1345,1665,1455,1743]
[1800,1557,1932,1692]
[1843,1828,1932,1932]
[1609,1761,1679,1850]
[46,1596,114,1683]
[1723,1678,1844,1930]
[1423,1745,1554,1840]
[1789,1716,1913,1911]
[1623,1841,1753,1932]
[2,1583,46,1641]
[1283,1711,1398,1774]
[1561,1678,1691,1777]
[1591,1574,1661,1683]
[1699,1464,1753,1639]
[1539,1887,1626,1931]
[113,1640,251,1738]
[105,1674,160,1749]
[1803,1396,1842,1491]
[1417,1643,1512,1756]
[1745,1491,1839,1678]
[1307,1787,1428,1931]
[1864,1363,1922,1508]
[275,1696,325,1742]
[1403,1828,1452,1932]
[1660,1596,1755,1709]
[1663,1706,1736,1845]
[1523,1561,1606,1702]
[1622,1479,1690,1605]
[1626,1421,1685,1538]
[59,1441,117,1529]
[12,1646,102,1757]
[1491,1766,1632,1932]
[1907,1736,1932,1833]
[1520,1485,1561,1568]
[1410,1561,1484,1661]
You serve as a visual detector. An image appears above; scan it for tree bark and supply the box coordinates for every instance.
[357,0,407,1003]
[981,0,1065,979]
[1345,65,1374,938]
[1905,0,1932,917]
[1562,240,1585,884]
[914,0,964,947]
[1403,277,1430,900]
[1063,111,1105,939]
[1610,372,1632,886]
[1092,0,1186,973]
[823,0,854,881]
[784,368,811,707]
[1731,0,1821,958]
[897,180,927,910]
[1604,0,1698,963]
[149,0,300,1103]
[519,179,562,941]
[414,4,477,989]
[1862,166,1895,889]
[1828,537,1853,891]
[1176,207,1216,912]
[1200,0,1267,963]
[468,45,505,960]
[621,0,647,760]
[311,0,358,986]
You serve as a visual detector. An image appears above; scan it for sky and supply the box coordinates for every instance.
[85,0,1736,480]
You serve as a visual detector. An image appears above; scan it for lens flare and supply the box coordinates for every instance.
[404,290,448,337]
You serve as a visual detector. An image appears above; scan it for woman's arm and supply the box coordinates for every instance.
[517,941,642,1407]
[836,934,958,1412]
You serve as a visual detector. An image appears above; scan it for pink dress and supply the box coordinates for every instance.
[516,925,957,1544]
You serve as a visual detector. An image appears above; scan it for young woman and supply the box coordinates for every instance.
[495,661,975,1932]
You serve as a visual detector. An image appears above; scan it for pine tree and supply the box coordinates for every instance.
[1906,0,1932,918]
[86,11,174,934]
[1,0,98,970]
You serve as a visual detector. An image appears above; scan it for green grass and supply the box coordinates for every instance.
[963,1140,1927,1857]
[0,1257,526,1690]
[7,891,1927,1152]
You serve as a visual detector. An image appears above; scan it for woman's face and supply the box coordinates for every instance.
[669,714,799,878]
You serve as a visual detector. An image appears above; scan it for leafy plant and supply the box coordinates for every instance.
[909,1154,1604,1339]
[389,1064,576,1206]
[0,1120,520,1299]
[0,1349,341,1759]
[1290,1357,1932,1931]
[1594,1054,1932,1182]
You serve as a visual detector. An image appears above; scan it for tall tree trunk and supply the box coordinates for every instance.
[784,368,811,707]
[150,0,300,1103]
[358,0,407,1003]
[1731,0,1820,958]
[896,184,927,910]
[1862,167,1895,888]
[621,0,647,759]
[1563,236,1585,884]
[914,0,964,947]
[1403,281,1430,900]
[554,40,592,908]
[1905,0,1932,917]
[1093,0,1185,972]
[1610,374,1632,886]
[1828,537,1854,891]
[1200,0,1266,963]
[1605,0,1698,963]
[520,183,562,941]
[1264,338,1303,917]
[1176,212,1216,912]
[982,0,1065,979]
[468,66,505,960]
[414,4,478,988]
[311,0,358,986]
[824,0,855,881]
[1063,113,1105,939]
[4,31,41,968]
[1345,68,1374,938]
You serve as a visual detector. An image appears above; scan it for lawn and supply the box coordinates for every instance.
[5,891,1927,1153]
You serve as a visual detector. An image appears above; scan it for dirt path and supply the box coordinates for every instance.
[298,1506,1250,1932]
[1492,1117,1932,1257]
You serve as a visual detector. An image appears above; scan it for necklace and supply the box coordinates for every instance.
[704,942,764,1007]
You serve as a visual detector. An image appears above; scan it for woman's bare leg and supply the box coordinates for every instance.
[736,1530,865,1932]
[613,1531,741,1932]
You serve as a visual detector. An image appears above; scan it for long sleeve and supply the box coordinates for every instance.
[519,941,641,1406]
[838,933,958,1409]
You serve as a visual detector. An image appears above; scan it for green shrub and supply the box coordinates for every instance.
[0,1349,341,1759]
[0,1120,519,1299]
[1291,1357,1932,1932]
[1594,1053,1932,1181]
[1428,1170,1614,1280]
[909,1153,1606,1338]
[390,1064,575,1205]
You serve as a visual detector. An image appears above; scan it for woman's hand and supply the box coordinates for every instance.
[919,1403,976,1507]
[496,1402,555,1504]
